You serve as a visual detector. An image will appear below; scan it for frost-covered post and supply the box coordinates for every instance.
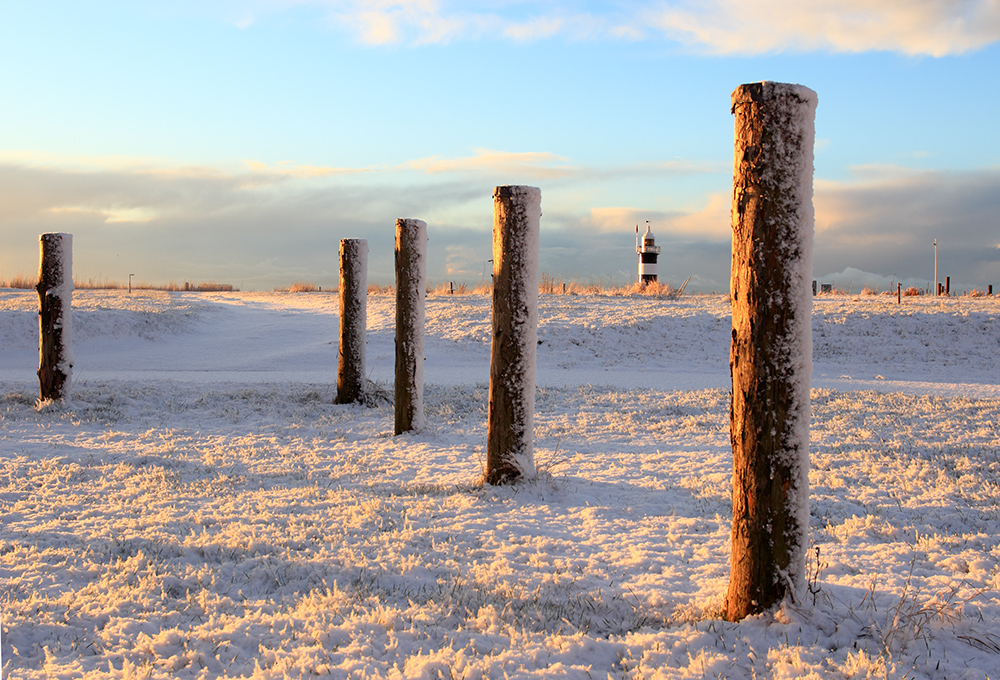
[486,186,540,485]
[726,82,817,621]
[37,233,74,401]
[394,219,427,434]
[336,238,368,405]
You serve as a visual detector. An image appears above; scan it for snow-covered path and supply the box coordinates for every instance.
[3,290,996,396]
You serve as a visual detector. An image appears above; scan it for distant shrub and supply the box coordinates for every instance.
[178,282,236,292]
[903,287,923,297]
[75,277,124,289]
[967,289,988,298]
[368,283,394,295]
[613,280,683,298]
[540,272,565,295]
[2,276,236,291]
[0,274,36,289]
[276,281,320,293]
[430,282,469,295]
[430,277,698,297]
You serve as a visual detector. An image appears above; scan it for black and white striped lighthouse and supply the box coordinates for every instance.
[636,222,661,283]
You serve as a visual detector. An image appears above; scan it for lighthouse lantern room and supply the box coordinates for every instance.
[636,222,661,283]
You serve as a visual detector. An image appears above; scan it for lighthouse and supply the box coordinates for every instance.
[636,222,661,283]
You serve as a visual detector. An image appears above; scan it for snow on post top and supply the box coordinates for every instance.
[731,81,818,111]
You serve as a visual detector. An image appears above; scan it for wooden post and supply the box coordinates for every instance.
[946,276,950,296]
[394,219,427,434]
[37,233,74,401]
[897,282,901,304]
[486,185,541,485]
[727,82,816,621]
[989,285,993,296]
[336,238,368,404]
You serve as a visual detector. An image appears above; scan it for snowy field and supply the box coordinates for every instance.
[1,289,999,679]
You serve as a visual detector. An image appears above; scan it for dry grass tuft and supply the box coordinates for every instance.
[0,274,36,289]
[276,282,321,293]
[429,281,491,295]
[1,275,236,292]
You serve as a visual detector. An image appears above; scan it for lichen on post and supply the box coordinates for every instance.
[726,82,817,621]
[394,218,427,434]
[486,185,541,485]
[336,238,368,405]
[37,232,74,401]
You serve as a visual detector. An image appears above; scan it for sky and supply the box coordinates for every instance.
[1,0,999,293]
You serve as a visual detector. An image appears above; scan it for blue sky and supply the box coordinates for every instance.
[2,1,999,292]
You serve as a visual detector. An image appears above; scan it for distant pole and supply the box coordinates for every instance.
[394,219,427,434]
[934,239,938,296]
[37,233,74,401]
[727,82,816,621]
[336,239,368,404]
[129,273,134,294]
[486,185,541,485]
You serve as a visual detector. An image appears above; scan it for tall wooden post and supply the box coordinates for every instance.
[37,233,74,401]
[486,186,541,485]
[727,82,817,621]
[394,219,427,434]
[336,238,368,405]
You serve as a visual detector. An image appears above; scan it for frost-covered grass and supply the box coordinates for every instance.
[1,291,999,678]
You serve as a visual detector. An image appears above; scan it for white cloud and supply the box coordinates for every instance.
[584,195,730,240]
[401,149,579,179]
[646,0,1000,56]
[236,0,1000,54]
[46,206,158,224]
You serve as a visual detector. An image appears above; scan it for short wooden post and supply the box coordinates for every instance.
[897,282,901,304]
[989,285,993,296]
[336,238,368,404]
[37,233,74,401]
[946,276,950,296]
[486,185,541,485]
[394,219,427,434]
[727,82,816,621]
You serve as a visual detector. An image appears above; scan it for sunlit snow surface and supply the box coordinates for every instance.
[1,290,999,679]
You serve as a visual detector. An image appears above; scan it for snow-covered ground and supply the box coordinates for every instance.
[1,289,998,679]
